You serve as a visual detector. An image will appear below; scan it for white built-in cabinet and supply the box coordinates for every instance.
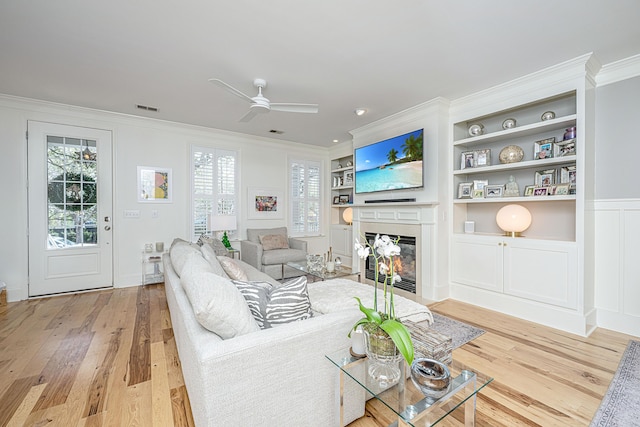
[329,152,354,265]
[449,54,598,336]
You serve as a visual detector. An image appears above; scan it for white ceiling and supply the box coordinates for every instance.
[1,1,639,147]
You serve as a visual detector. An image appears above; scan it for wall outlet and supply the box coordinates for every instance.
[151,210,159,218]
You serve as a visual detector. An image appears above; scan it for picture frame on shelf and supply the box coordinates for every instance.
[461,151,475,169]
[555,183,570,195]
[554,139,576,157]
[458,182,473,199]
[474,149,491,167]
[559,165,577,184]
[533,187,549,196]
[472,189,485,199]
[484,184,504,198]
[534,137,555,160]
[524,185,536,196]
[338,195,350,204]
[343,170,354,186]
[535,169,556,187]
[473,179,488,191]
[332,195,340,205]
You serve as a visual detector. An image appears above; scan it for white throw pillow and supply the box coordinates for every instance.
[181,271,260,339]
[170,241,201,276]
[201,244,229,278]
[217,256,248,281]
[232,276,313,328]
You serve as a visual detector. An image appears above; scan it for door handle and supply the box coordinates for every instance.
[104,225,111,231]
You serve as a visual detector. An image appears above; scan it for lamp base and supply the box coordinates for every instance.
[504,231,524,237]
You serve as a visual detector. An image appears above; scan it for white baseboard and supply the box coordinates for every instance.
[597,309,640,338]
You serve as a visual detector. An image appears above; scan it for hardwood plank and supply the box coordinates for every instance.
[127,286,151,386]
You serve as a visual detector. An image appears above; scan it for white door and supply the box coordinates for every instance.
[28,121,113,296]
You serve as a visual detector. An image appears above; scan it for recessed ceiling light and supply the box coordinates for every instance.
[332,139,339,143]
[354,108,367,116]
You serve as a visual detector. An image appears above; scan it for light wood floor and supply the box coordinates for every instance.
[0,286,635,426]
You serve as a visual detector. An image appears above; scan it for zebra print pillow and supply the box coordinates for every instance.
[232,276,313,328]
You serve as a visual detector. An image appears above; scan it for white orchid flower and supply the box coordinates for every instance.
[392,273,401,283]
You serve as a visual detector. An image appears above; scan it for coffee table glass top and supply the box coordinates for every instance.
[326,348,492,426]
[286,261,359,280]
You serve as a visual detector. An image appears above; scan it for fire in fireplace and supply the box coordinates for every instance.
[364,232,417,294]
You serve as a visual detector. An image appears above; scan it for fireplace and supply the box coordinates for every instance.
[364,232,417,294]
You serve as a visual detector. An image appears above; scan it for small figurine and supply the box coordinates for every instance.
[504,175,520,197]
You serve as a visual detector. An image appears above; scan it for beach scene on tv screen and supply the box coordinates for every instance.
[355,129,424,193]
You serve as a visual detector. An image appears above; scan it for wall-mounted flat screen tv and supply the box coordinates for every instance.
[354,128,424,194]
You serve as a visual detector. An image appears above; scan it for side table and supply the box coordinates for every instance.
[142,250,165,285]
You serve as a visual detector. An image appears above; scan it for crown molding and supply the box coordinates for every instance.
[596,54,640,87]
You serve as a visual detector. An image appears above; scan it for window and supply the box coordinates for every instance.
[191,146,238,241]
[289,159,321,236]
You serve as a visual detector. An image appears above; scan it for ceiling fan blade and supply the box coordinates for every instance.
[208,78,253,103]
[270,103,319,114]
[239,109,259,122]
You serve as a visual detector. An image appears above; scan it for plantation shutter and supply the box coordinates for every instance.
[289,159,321,236]
[192,147,237,241]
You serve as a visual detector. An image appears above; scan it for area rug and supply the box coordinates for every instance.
[430,312,485,349]
[590,340,640,426]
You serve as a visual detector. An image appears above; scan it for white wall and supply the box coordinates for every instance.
[0,95,328,301]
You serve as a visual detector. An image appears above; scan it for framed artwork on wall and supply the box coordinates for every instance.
[248,187,284,219]
[138,166,172,203]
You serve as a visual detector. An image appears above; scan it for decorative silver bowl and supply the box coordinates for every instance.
[468,123,484,137]
[410,358,451,399]
[502,118,517,129]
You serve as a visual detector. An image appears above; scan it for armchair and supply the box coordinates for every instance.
[241,227,308,280]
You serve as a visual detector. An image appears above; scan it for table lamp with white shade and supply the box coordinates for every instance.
[342,207,353,225]
[496,204,531,237]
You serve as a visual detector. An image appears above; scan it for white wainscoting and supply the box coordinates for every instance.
[594,199,640,337]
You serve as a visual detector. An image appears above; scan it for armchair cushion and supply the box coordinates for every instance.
[259,234,290,250]
[232,276,313,328]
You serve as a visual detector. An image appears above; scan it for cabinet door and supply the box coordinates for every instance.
[452,235,503,292]
[503,239,577,309]
[330,225,352,257]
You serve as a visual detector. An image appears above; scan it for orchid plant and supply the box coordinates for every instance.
[350,234,414,365]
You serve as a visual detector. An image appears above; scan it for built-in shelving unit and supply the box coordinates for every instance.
[448,54,598,336]
[330,153,354,265]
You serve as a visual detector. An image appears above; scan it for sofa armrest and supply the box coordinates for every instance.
[289,237,307,252]
[240,239,262,269]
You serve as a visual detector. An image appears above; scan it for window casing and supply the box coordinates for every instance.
[191,146,238,241]
[289,159,321,236]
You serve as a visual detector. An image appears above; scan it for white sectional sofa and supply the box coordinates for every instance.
[163,238,432,427]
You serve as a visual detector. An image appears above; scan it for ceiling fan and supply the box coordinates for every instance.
[208,78,319,122]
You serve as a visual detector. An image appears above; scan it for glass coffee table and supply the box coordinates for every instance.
[286,261,360,282]
[326,348,492,426]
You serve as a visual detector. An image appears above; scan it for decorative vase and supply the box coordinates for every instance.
[363,325,402,387]
[410,358,451,399]
[563,126,576,140]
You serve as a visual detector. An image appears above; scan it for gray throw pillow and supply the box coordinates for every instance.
[232,276,313,328]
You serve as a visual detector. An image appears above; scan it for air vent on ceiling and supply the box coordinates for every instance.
[269,129,284,134]
[136,104,158,112]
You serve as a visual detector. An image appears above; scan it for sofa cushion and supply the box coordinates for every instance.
[170,239,202,276]
[261,248,307,265]
[246,226,288,244]
[181,271,260,339]
[201,244,230,278]
[217,256,248,281]
[197,234,230,256]
[259,234,290,251]
[232,276,313,328]
[180,251,215,279]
